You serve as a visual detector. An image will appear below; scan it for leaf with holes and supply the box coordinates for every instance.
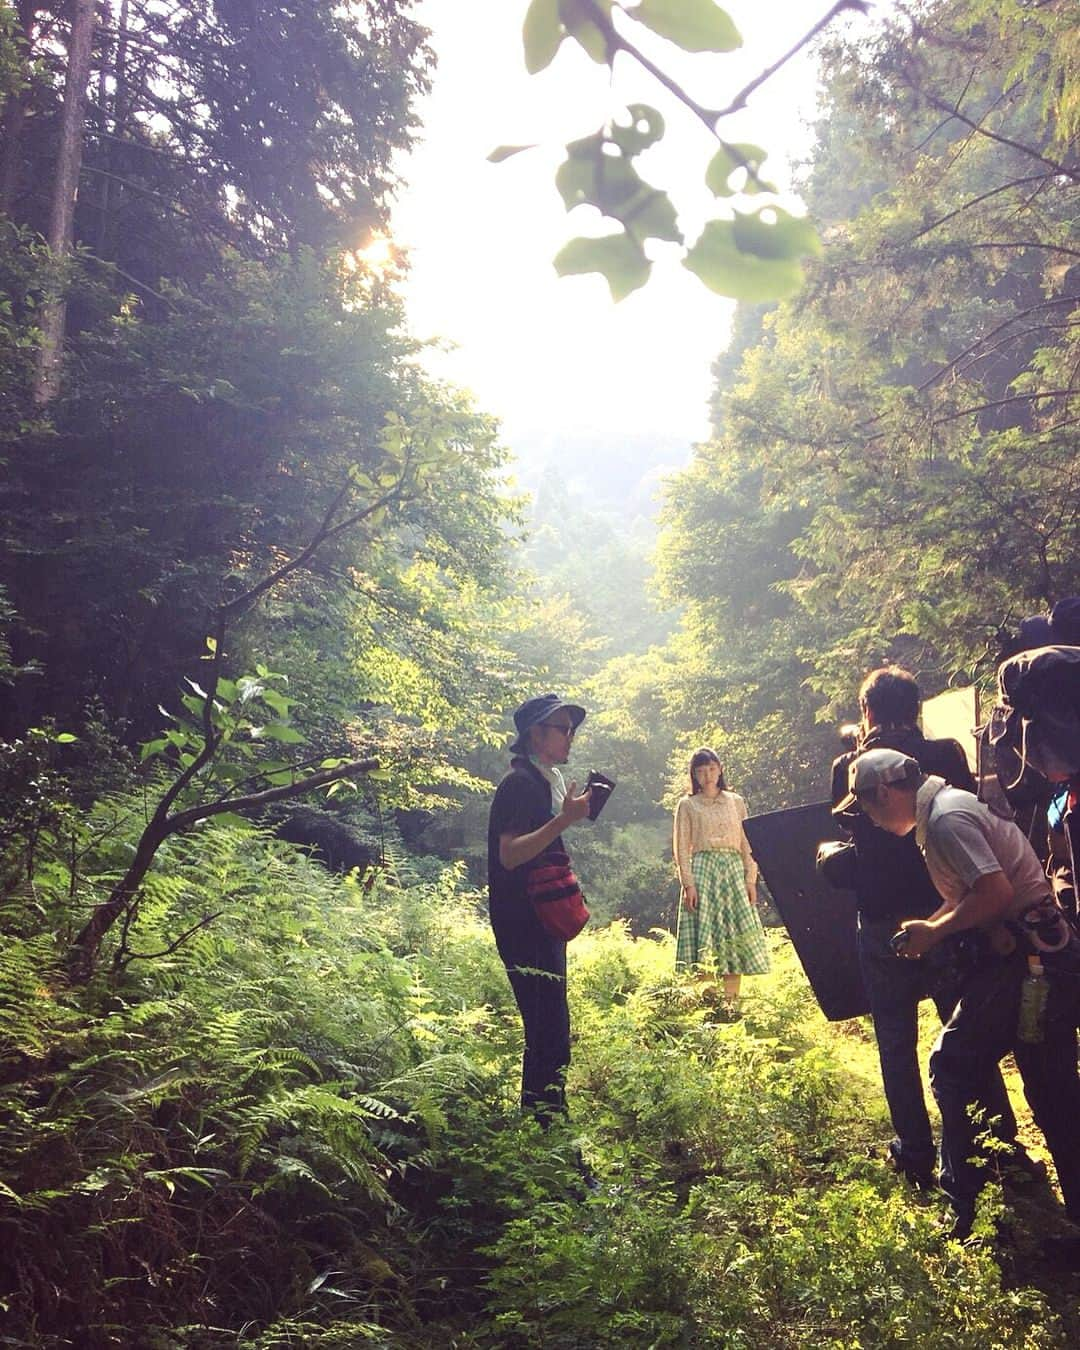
[609,103,665,156]
[684,217,816,300]
[705,143,774,197]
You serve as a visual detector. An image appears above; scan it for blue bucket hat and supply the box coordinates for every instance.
[509,693,586,755]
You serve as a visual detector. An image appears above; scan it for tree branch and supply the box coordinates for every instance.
[916,295,1080,393]
[66,462,412,982]
[934,388,1079,424]
[167,757,381,831]
[921,90,1080,183]
[578,0,866,186]
[711,0,870,120]
[907,172,1054,242]
[116,910,224,967]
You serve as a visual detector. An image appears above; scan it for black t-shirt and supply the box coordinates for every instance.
[487,758,565,931]
[831,725,976,921]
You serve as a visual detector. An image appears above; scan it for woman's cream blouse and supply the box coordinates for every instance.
[673,791,758,890]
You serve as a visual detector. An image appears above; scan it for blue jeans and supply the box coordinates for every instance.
[931,947,1080,1225]
[858,915,1017,1171]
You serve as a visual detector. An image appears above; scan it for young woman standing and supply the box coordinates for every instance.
[673,748,769,1009]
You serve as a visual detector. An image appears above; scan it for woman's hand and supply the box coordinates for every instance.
[682,883,699,911]
[746,883,758,908]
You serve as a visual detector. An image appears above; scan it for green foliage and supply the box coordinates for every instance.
[503,0,835,301]
[684,207,821,299]
[2,0,432,260]
[651,0,1080,802]
[2,793,1077,1345]
[0,243,520,753]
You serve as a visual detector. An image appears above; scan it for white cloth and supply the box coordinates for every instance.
[532,758,567,807]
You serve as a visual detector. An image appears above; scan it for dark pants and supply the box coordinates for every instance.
[858,915,1018,1172]
[494,919,570,1122]
[931,946,1080,1225]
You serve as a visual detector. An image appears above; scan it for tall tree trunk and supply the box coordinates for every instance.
[0,0,40,216]
[33,0,97,406]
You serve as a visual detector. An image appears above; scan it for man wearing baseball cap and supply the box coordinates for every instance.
[829,666,1025,1192]
[487,694,592,1123]
[839,748,1080,1248]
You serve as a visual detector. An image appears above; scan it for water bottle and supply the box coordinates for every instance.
[1017,956,1049,1045]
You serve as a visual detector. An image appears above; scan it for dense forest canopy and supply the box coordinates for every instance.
[1,0,1079,1344]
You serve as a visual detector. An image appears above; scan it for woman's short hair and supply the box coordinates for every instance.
[688,747,727,794]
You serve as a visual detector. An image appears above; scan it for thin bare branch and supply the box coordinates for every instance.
[917,295,1080,393]
[934,388,1079,424]
[908,172,1054,242]
[921,89,1080,183]
[711,0,870,120]
[118,910,224,965]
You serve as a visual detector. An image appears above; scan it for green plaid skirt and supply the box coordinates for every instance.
[676,848,770,975]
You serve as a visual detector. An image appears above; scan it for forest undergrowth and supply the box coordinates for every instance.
[1,811,1078,1348]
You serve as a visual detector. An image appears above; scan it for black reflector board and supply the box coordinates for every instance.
[744,801,869,1022]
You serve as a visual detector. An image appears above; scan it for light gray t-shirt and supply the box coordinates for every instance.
[915,778,1048,915]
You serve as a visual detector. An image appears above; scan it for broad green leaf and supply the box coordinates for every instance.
[523,0,563,73]
[705,143,773,197]
[683,218,811,300]
[609,103,665,156]
[488,143,537,163]
[558,0,614,64]
[630,0,741,52]
[554,233,651,301]
[258,723,306,744]
[731,206,821,261]
[54,732,78,743]
[140,737,169,761]
[260,689,291,716]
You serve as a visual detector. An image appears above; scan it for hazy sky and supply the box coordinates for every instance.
[390,1,870,458]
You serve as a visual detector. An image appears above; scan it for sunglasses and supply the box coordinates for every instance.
[541,721,576,736]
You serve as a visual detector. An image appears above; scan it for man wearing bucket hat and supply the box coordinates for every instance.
[487,694,592,1122]
[839,748,1080,1249]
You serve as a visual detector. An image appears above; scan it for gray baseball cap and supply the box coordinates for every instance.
[833,748,920,814]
